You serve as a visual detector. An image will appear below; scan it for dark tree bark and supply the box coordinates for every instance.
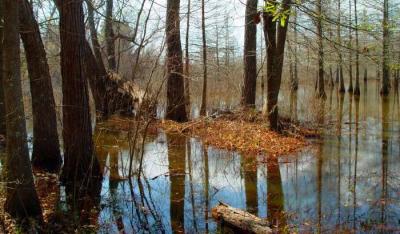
[353,0,360,96]
[364,67,368,82]
[0,3,5,137]
[19,0,61,172]
[200,0,208,116]
[55,0,141,119]
[105,0,116,71]
[242,0,258,107]
[165,0,188,122]
[263,0,291,131]
[381,0,390,96]
[59,0,102,202]
[3,0,43,221]
[316,0,326,99]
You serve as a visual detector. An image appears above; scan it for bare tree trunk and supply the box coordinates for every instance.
[316,0,326,99]
[19,0,61,172]
[292,9,299,91]
[347,0,353,93]
[263,0,291,131]
[216,25,220,71]
[353,0,360,96]
[337,0,345,93]
[242,0,258,108]
[166,0,188,122]
[105,0,116,71]
[381,0,390,96]
[3,0,42,221]
[0,4,5,136]
[59,0,102,204]
[86,0,106,72]
[364,67,368,82]
[184,0,191,116]
[200,0,208,116]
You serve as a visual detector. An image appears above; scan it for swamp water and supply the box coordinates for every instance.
[2,81,400,233]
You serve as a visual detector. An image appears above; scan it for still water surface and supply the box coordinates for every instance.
[93,81,400,233]
[2,81,400,233]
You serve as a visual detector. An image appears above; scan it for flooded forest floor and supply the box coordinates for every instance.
[103,110,317,157]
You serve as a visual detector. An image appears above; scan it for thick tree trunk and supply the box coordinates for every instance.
[19,0,62,172]
[242,0,258,107]
[263,0,291,131]
[200,0,208,116]
[165,0,188,122]
[105,0,116,71]
[316,0,326,99]
[55,0,143,119]
[381,0,390,96]
[59,0,102,202]
[212,203,272,234]
[0,3,5,137]
[3,0,42,220]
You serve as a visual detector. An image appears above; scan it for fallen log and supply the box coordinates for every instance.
[211,202,272,234]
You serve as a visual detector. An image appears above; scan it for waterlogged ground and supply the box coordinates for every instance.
[1,81,400,233]
[92,80,400,233]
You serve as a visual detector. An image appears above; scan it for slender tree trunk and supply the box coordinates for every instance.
[348,0,353,93]
[364,67,368,82]
[3,0,42,221]
[184,0,191,116]
[242,0,258,108]
[166,0,188,122]
[337,0,345,93]
[200,0,208,115]
[0,4,5,136]
[263,0,291,131]
[381,0,390,96]
[353,0,360,96]
[105,0,116,71]
[216,25,220,71]
[19,0,61,172]
[316,0,326,99]
[292,9,299,91]
[59,0,102,204]
[86,0,106,72]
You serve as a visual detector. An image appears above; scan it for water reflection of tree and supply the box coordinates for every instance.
[380,97,389,226]
[242,156,258,215]
[167,134,186,233]
[336,93,345,227]
[316,99,325,233]
[267,157,286,230]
